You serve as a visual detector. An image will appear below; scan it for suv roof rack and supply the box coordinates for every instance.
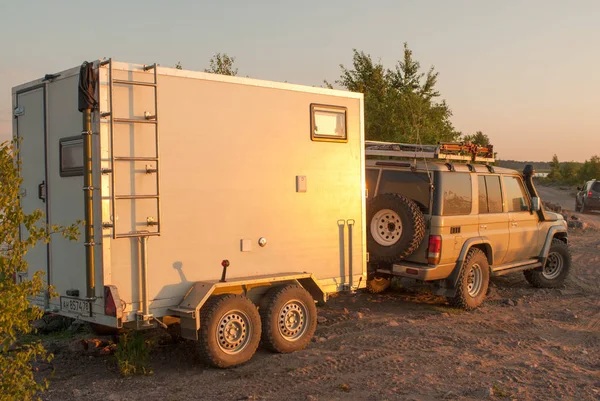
[365,140,495,163]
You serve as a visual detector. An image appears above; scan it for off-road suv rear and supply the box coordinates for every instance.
[575,179,600,213]
[364,141,571,309]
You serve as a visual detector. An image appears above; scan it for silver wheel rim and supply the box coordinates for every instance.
[467,263,483,297]
[216,309,251,354]
[278,300,308,342]
[370,209,403,246]
[543,252,564,280]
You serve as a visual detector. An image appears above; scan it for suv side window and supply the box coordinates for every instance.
[478,175,503,213]
[504,176,530,212]
[439,173,472,216]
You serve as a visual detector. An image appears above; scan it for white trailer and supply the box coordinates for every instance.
[12,59,366,367]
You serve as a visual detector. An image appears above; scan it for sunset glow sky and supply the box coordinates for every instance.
[1,0,598,162]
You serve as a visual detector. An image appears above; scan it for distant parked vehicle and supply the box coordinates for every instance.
[575,179,600,213]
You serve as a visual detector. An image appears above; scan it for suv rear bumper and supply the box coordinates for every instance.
[585,198,600,209]
[385,261,456,281]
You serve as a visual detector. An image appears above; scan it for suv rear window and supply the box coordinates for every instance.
[378,170,431,213]
[592,182,600,192]
[438,173,472,216]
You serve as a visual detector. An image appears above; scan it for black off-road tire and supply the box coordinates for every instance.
[366,274,392,294]
[367,194,426,262]
[197,294,261,368]
[260,285,317,353]
[524,239,571,288]
[449,248,490,311]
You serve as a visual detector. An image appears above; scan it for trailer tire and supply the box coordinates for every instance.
[260,285,317,353]
[197,294,261,368]
[367,194,426,262]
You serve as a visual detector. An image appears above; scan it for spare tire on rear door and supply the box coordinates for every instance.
[367,193,426,262]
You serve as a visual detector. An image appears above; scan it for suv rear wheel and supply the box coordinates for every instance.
[366,274,392,294]
[449,248,490,310]
[367,194,425,262]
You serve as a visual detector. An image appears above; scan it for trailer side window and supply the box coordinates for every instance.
[60,136,84,177]
[310,104,347,142]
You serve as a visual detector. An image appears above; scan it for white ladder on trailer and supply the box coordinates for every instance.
[99,59,162,239]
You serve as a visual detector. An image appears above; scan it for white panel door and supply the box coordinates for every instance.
[16,87,49,297]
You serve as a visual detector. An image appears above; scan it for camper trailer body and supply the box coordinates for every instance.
[12,60,366,344]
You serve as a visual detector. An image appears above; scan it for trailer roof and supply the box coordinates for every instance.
[13,59,364,101]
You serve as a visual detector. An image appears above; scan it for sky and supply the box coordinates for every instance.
[1,0,599,162]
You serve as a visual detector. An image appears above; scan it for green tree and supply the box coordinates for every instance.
[205,53,238,76]
[331,44,460,144]
[175,62,183,70]
[0,140,79,400]
[560,162,580,185]
[577,155,600,183]
[548,154,562,181]
[462,131,491,146]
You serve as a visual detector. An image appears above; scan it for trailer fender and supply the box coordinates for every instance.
[169,273,326,341]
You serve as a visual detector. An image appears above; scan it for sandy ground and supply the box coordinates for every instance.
[34,186,599,401]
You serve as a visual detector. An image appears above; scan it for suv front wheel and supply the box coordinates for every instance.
[524,239,571,288]
[449,248,490,310]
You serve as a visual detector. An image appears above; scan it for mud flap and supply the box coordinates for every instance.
[433,264,461,298]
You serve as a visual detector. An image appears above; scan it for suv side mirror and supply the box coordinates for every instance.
[531,197,541,212]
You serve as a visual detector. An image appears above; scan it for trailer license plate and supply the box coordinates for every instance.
[60,297,92,317]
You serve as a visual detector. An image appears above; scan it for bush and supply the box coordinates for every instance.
[115,331,153,376]
[0,139,79,401]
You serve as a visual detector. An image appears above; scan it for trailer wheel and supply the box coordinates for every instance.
[197,294,261,368]
[260,285,317,353]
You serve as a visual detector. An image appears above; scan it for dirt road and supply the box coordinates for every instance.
[32,186,599,401]
[536,185,577,209]
[537,184,600,228]
[36,230,600,401]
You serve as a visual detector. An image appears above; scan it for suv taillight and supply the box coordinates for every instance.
[428,235,442,265]
[588,191,593,197]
